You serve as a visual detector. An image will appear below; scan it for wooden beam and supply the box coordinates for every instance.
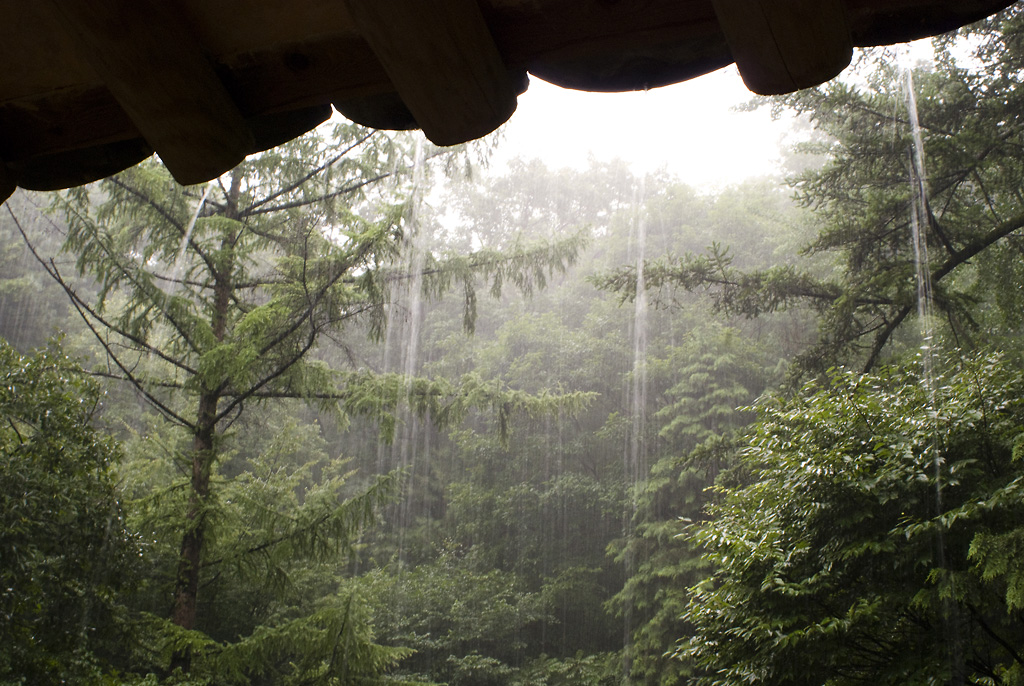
[222,38,391,115]
[15,138,153,192]
[0,85,139,161]
[42,0,254,185]
[0,162,15,205]
[334,92,418,132]
[341,0,522,145]
[247,104,334,153]
[711,0,852,95]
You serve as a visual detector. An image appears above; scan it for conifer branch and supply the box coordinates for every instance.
[245,173,394,216]
[49,268,194,430]
[7,203,201,381]
[54,192,209,358]
[105,176,224,286]
[241,130,378,216]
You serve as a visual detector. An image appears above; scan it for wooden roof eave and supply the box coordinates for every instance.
[0,0,1016,203]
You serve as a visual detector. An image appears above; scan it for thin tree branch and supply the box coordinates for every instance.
[862,209,1024,371]
[106,176,222,285]
[241,130,378,216]
[7,202,201,378]
[968,602,1024,666]
[65,288,194,430]
[246,173,394,217]
[214,323,321,423]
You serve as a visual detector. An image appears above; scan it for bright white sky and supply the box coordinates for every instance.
[490,65,789,191]
[490,40,936,190]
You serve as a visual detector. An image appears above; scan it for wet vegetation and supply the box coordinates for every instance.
[3,8,1024,686]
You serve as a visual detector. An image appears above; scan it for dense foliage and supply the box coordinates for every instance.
[0,339,133,684]
[669,8,1024,686]
[683,356,1024,684]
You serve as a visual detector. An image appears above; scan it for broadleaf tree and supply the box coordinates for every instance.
[681,355,1024,685]
[670,12,1024,684]
[0,338,135,684]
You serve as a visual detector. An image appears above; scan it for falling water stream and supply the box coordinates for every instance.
[628,178,649,493]
[621,178,650,682]
[379,137,428,561]
[904,62,964,684]
[167,182,213,296]
[905,69,936,379]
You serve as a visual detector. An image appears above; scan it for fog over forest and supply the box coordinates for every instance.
[3,9,1024,686]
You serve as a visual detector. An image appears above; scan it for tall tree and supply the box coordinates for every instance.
[16,122,585,682]
[610,325,772,686]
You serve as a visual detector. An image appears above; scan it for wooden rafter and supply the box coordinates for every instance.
[42,0,254,185]
[0,0,1013,199]
[712,0,853,95]
[340,0,523,146]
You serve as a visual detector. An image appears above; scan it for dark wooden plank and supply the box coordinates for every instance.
[342,0,522,145]
[2,0,1016,189]
[0,162,15,204]
[14,138,153,191]
[42,0,254,184]
[711,0,852,95]
[845,0,1016,46]
[247,104,333,153]
[0,85,139,161]
[333,92,417,132]
[220,37,391,115]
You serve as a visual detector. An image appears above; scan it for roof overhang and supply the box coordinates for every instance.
[0,0,1014,202]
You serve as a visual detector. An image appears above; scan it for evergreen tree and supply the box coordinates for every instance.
[17,122,586,683]
[594,8,1024,377]
[610,326,772,685]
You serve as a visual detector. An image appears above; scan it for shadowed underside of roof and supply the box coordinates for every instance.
[0,0,1014,202]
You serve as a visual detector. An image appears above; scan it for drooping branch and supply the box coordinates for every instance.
[7,202,201,379]
[54,191,210,358]
[935,209,1024,281]
[6,205,196,427]
[967,602,1024,667]
[243,146,450,218]
[199,470,401,572]
[862,305,914,372]
[64,289,195,430]
[86,368,185,390]
[862,209,1024,370]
